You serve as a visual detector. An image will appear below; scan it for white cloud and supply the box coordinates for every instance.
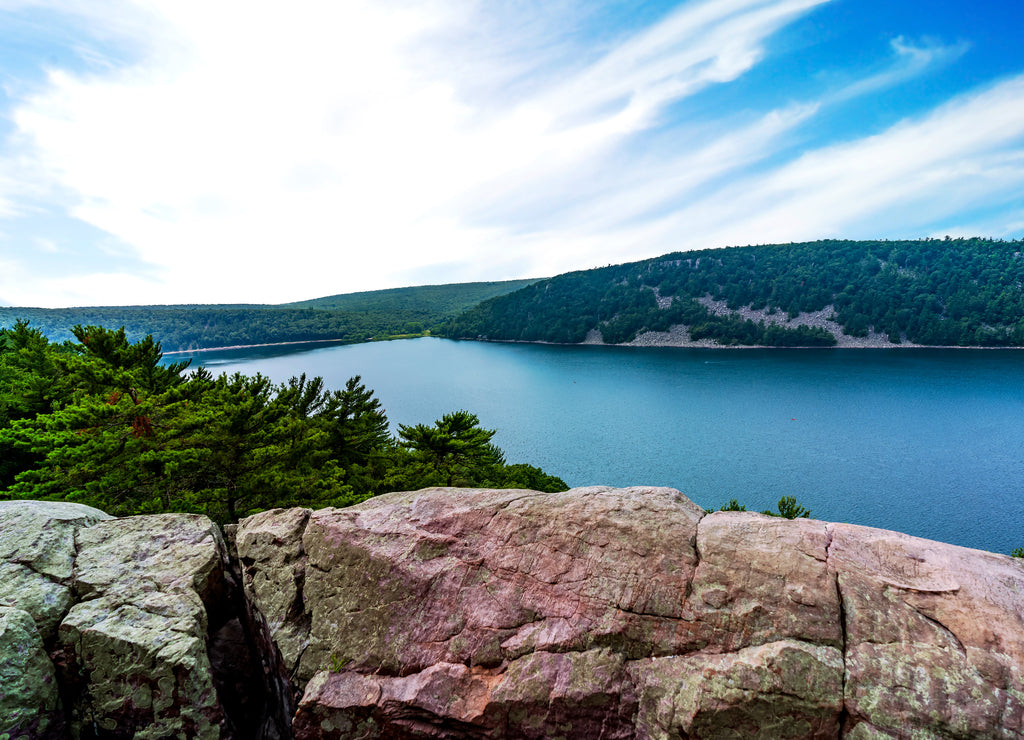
[826,36,970,106]
[33,236,58,252]
[0,0,1020,308]
[2,0,841,305]
[649,74,1024,249]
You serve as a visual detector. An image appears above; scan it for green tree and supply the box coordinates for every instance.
[489,463,567,493]
[397,410,501,487]
[1,327,567,521]
[762,495,811,519]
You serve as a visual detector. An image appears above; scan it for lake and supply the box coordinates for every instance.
[171,338,1024,555]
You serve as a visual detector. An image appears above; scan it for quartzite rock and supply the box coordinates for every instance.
[0,606,63,739]
[236,506,313,676]
[828,522,1024,738]
[629,639,844,739]
[0,500,111,638]
[295,486,705,683]
[5,488,1024,738]
[235,486,1024,739]
[59,513,234,739]
[687,511,842,651]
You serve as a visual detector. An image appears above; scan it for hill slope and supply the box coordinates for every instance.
[284,279,538,314]
[0,279,541,351]
[439,239,1024,347]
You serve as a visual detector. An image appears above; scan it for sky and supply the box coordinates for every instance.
[1,0,1023,307]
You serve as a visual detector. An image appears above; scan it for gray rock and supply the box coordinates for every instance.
[60,513,232,739]
[0,500,112,581]
[236,507,312,676]
[0,606,63,739]
[0,500,110,638]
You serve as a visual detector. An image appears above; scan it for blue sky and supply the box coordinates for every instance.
[1,0,1023,307]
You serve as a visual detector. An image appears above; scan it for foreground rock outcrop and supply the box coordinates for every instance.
[0,500,278,740]
[3,488,1023,738]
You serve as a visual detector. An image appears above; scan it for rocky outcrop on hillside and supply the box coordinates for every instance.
[3,488,1023,738]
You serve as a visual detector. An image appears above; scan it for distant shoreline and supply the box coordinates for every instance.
[164,334,1024,355]
[163,338,349,355]
[466,335,1023,351]
[163,332,430,355]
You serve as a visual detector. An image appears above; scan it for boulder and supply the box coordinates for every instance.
[4,487,1023,738]
[236,506,312,677]
[0,500,111,638]
[238,486,1024,739]
[828,522,1024,738]
[295,486,705,684]
[58,513,235,739]
[0,500,111,738]
[0,606,63,739]
[629,639,844,739]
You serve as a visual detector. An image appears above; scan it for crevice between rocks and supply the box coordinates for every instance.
[218,521,307,740]
[825,523,850,739]
[687,509,709,605]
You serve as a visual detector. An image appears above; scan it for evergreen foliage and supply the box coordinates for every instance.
[763,495,812,520]
[439,238,1024,347]
[720,496,811,518]
[0,325,567,522]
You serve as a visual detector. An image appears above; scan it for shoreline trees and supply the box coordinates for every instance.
[0,323,566,522]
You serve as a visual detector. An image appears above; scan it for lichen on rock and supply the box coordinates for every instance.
[3,488,1024,738]
[0,606,64,739]
[59,513,234,739]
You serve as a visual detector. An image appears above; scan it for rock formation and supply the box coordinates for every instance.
[2,487,1023,738]
[0,500,277,740]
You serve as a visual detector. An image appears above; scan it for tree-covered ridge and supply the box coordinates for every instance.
[0,279,540,352]
[284,279,540,313]
[0,322,566,522]
[438,238,1024,347]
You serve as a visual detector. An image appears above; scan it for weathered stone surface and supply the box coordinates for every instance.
[0,606,63,739]
[630,639,844,739]
[5,488,1024,738]
[292,665,504,738]
[688,511,842,651]
[59,513,233,739]
[292,648,637,740]
[236,506,313,676]
[294,486,705,686]
[0,561,73,641]
[828,522,1024,738]
[0,500,111,638]
[240,486,1024,739]
[74,512,228,604]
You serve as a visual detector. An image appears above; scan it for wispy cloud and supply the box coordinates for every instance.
[826,36,970,106]
[655,74,1024,247]
[0,0,1019,307]
[537,0,831,130]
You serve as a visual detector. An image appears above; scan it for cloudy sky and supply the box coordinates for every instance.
[1,0,1023,307]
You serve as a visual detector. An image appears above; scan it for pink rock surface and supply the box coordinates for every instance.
[827,522,1024,738]
[235,486,1024,738]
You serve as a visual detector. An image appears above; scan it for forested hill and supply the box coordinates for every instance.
[0,279,538,352]
[438,239,1024,347]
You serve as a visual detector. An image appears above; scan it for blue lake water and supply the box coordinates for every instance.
[171,338,1024,555]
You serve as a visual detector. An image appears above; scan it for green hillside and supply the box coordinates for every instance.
[439,238,1024,347]
[285,279,539,313]
[0,279,541,351]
